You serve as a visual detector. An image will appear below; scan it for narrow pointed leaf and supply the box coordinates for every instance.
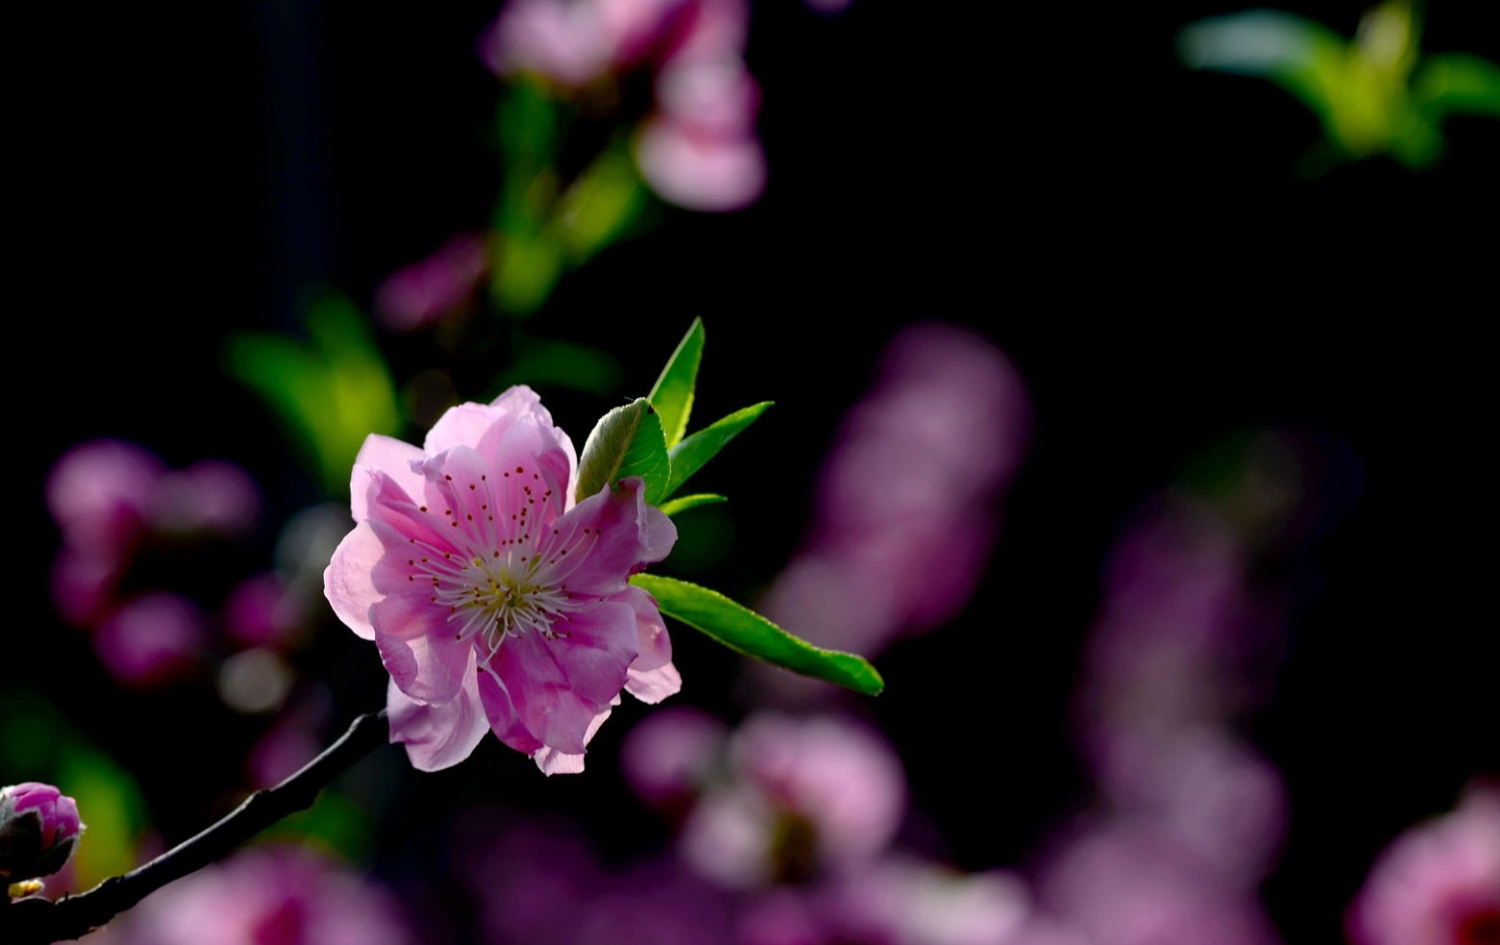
[657,494,727,517]
[666,401,772,498]
[630,574,884,696]
[576,398,670,503]
[649,318,705,449]
[1177,11,1350,122]
[1415,53,1500,118]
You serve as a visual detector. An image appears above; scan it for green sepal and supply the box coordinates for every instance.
[657,494,727,517]
[665,402,772,499]
[630,574,884,696]
[649,318,705,449]
[575,398,670,504]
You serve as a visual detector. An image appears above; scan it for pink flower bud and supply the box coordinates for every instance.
[0,782,84,883]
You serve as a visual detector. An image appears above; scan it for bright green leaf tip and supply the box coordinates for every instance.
[657,494,728,517]
[665,401,772,499]
[631,574,884,696]
[649,318,705,450]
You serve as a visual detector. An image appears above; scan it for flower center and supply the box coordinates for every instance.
[439,553,572,658]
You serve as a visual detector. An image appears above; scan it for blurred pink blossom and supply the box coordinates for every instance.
[47,439,163,559]
[759,324,1031,662]
[481,0,764,211]
[93,592,206,688]
[480,0,617,86]
[739,859,1032,945]
[100,845,415,945]
[457,812,733,945]
[622,705,729,813]
[679,713,906,887]
[1032,821,1283,945]
[1067,499,1292,885]
[635,114,765,211]
[49,548,122,627]
[1346,783,1500,945]
[224,573,306,649]
[374,232,490,332]
[147,460,261,536]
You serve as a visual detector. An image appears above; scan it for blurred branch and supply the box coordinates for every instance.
[0,710,390,944]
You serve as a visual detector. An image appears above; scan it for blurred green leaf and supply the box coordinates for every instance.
[495,81,558,182]
[665,402,772,499]
[631,574,884,695]
[576,398,670,503]
[226,291,402,495]
[492,339,624,397]
[1415,53,1500,117]
[555,145,648,264]
[658,493,727,517]
[56,748,144,888]
[648,318,705,450]
[256,789,373,861]
[491,227,565,317]
[1177,1,1499,170]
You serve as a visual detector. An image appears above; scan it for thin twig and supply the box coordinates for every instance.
[0,709,390,944]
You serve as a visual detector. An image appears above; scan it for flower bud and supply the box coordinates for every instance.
[0,782,84,882]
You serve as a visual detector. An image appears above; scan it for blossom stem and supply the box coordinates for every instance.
[0,709,391,944]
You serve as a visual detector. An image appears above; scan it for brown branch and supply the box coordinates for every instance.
[1,709,390,944]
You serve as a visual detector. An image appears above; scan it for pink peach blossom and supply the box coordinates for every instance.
[1346,784,1500,945]
[0,782,83,883]
[324,386,679,773]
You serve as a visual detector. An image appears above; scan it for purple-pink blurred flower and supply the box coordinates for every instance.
[481,0,765,211]
[147,460,261,536]
[224,573,306,649]
[1346,783,1500,945]
[739,858,1032,945]
[623,705,729,815]
[323,386,679,774]
[1030,821,1283,945]
[759,324,1031,662]
[100,845,415,945]
[93,592,207,688]
[0,782,83,883]
[678,713,906,887]
[374,232,489,332]
[50,548,122,627]
[47,440,263,643]
[637,50,764,211]
[47,439,163,561]
[1072,501,1288,883]
[457,812,733,945]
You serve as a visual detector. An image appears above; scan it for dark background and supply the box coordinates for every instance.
[16,1,1499,942]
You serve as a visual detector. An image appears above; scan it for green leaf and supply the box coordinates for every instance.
[491,228,564,317]
[657,493,727,517]
[1415,53,1500,118]
[666,401,772,498]
[631,574,883,696]
[491,339,624,397]
[1176,10,1351,128]
[555,145,648,264]
[648,318,705,449]
[225,291,401,495]
[575,398,671,504]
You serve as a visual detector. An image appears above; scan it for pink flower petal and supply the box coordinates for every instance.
[387,676,492,772]
[624,585,681,703]
[324,521,384,641]
[325,386,678,773]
